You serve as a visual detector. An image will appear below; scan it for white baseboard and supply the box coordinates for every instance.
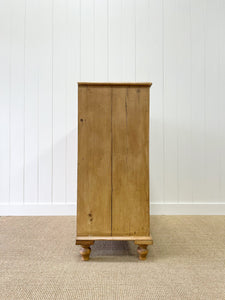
[0,203,225,216]
[150,203,225,215]
[0,203,76,216]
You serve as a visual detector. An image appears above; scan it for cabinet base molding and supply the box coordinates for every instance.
[75,235,153,261]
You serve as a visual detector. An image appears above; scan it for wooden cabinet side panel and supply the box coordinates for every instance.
[77,86,112,236]
[112,86,150,236]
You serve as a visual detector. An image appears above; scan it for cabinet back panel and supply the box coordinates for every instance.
[77,86,112,236]
[112,86,150,236]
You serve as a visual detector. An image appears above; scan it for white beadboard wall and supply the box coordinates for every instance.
[0,0,225,216]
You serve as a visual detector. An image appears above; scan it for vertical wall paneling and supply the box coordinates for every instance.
[176,0,192,203]
[204,0,220,203]
[136,0,164,203]
[163,0,179,203]
[38,0,53,203]
[94,0,108,80]
[66,0,80,206]
[80,0,95,81]
[136,0,150,81]
[219,0,225,202]
[1,0,225,215]
[10,0,26,204]
[121,0,135,81]
[52,0,67,203]
[0,0,10,203]
[24,0,39,203]
[190,0,205,203]
[108,0,123,81]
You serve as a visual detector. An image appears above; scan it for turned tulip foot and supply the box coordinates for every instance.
[137,245,148,260]
[76,240,95,261]
[134,239,152,260]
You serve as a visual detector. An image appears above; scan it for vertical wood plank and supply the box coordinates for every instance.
[0,0,10,203]
[77,86,111,236]
[112,86,150,236]
[38,0,53,203]
[52,0,67,203]
[10,0,26,203]
[24,0,39,203]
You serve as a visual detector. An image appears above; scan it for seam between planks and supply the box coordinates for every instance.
[110,87,113,236]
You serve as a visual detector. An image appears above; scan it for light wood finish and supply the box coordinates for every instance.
[112,86,150,236]
[137,245,148,260]
[76,83,152,260]
[77,86,111,236]
[134,239,153,246]
[76,240,95,261]
[76,235,153,241]
[76,240,95,246]
[78,82,152,87]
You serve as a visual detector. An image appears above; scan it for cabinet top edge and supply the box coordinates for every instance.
[78,82,152,87]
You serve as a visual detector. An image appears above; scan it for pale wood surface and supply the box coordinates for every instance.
[111,86,150,236]
[76,241,95,261]
[77,86,111,236]
[77,84,151,245]
[76,240,95,246]
[78,82,152,87]
[134,240,153,245]
[76,235,153,241]
[137,245,148,260]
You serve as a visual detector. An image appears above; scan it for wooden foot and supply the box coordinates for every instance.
[134,239,152,260]
[137,245,148,260]
[76,240,95,261]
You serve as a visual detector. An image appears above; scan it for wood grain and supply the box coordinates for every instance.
[76,235,153,241]
[111,86,150,236]
[76,240,95,261]
[77,86,111,236]
[136,244,148,260]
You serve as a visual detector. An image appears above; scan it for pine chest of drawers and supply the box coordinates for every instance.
[76,82,153,260]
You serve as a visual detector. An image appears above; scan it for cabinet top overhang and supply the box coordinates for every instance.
[78,82,152,87]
